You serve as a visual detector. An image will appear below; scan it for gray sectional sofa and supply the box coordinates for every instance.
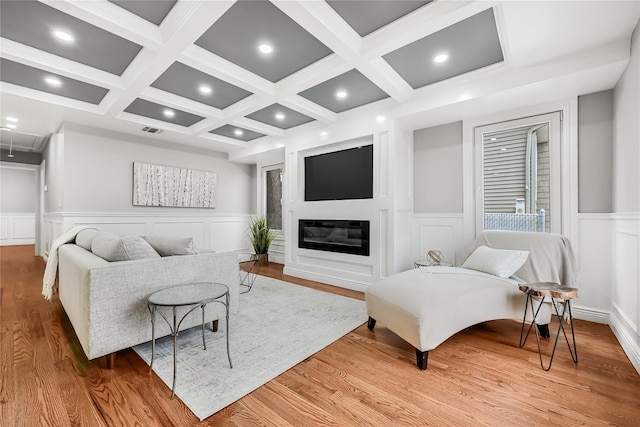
[57,229,239,365]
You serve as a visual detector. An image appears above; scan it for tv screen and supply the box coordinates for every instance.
[304,145,373,201]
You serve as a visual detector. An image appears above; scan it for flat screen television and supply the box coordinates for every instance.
[304,145,373,201]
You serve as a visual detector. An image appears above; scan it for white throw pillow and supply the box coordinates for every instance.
[461,245,529,278]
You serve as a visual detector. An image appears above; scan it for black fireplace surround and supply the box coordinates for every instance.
[298,219,370,256]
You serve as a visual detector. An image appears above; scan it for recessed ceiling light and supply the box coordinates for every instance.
[433,53,449,63]
[163,109,175,118]
[52,29,74,43]
[6,124,17,129]
[320,131,328,137]
[234,129,244,136]
[199,85,212,95]
[258,43,273,54]
[336,90,348,99]
[500,148,507,151]
[376,115,386,124]
[275,112,285,121]
[490,137,497,141]
[44,76,62,87]
[6,117,18,122]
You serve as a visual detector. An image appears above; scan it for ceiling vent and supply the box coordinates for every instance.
[141,126,163,134]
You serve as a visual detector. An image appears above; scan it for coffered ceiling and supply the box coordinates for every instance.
[0,1,638,158]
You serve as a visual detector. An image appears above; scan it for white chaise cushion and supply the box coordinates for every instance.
[461,246,529,278]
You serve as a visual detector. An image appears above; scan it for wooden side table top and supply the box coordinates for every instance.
[518,282,578,300]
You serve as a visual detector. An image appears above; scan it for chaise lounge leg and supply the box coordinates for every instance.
[105,352,116,369]
[416,349,429,370]
[367,316,376,330]
[537,324,550,339]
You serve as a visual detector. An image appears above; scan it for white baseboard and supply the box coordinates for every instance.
[609,311,640,375]
[283,266,369,293]
[572,305,610,324]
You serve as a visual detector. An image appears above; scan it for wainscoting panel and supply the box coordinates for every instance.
[209,218,250,252]
[610,212,640,374]
[379,209,389,278]
[152,221,207,248]
[379,131,389,198]
[0,214,35,245]
[412,214,464,266]
[575,214,614,317]
[613,228,639,334]
[43,212,252,255]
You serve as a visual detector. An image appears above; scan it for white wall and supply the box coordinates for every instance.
[611,21,640,373]
[0,163,37,245]
[1,165,36,212]
[41,124,255,255]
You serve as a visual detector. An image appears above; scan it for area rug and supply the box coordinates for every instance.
[133,276,367,420]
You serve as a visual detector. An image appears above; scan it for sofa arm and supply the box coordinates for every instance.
[86,251,239,359]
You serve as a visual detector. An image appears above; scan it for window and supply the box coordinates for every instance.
[475,112,561,233]
[264,165,283,231]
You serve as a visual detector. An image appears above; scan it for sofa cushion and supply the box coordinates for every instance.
[91,234,160,262]
[142,235,197,256]
[75,228,102,251]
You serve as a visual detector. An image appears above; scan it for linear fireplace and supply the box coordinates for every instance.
[298,219,370,256]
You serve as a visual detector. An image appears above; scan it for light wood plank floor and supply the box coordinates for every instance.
[2,245,639,426]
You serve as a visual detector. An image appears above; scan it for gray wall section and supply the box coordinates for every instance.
[0,166,36,212]
[413,121,463,213]
[613,23,640,213]
[578,90,614,213]
[60,125,254,214]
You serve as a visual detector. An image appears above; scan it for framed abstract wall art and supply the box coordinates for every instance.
[133,162,217,208]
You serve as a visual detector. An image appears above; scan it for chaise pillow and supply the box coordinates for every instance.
[461,245,529,278]
[91,234,160,262]
[142,235,196,257]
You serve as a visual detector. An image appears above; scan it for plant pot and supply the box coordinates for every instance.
[254,253,269,266]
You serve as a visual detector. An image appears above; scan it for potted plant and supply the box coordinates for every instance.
[249,216,276,266]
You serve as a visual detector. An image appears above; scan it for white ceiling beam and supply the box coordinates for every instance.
[221,95,274,123]
[275,54,350,97]
[181,46,276,98]
[140,86,224,120]
[0,38,124,90]
[116,111,196,134]
[187,117,226,136]
[160,0,234,43]
[0,81,103,114]
[280,95,337,123]
[199,132,251,149]
[361,0,497,59]
[359,58,414,103]
[272,0,361,58]
[103,1,234,117]
[232,117,286,138]
[395,38,630,119]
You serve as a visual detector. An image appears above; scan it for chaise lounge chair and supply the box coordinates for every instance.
[365,230,577,369]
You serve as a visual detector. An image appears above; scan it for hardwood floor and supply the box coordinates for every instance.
[2,244,639,426]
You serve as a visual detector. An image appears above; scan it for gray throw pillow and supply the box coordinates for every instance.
[75,228,102,251]
[142,235,196,257]
[91,234,160,262]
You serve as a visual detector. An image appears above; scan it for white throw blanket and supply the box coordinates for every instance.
[42,226,100,300]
